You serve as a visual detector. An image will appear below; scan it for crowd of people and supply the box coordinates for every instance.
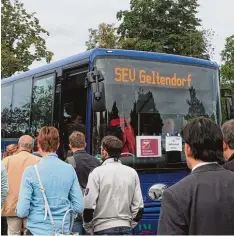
[1,127,143,235]
[1,118,234,235]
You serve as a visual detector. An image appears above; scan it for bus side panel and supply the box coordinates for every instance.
[133,216,159,235]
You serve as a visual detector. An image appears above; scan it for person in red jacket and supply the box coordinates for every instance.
[109,117,136,156]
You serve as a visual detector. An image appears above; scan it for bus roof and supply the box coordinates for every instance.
[2,48,219,85]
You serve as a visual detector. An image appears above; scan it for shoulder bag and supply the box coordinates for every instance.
[34,165,77,235]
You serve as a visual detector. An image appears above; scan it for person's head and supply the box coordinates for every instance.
[5,144,19,157]
[101,135,123,161]
[69,131,86,152]
[18,135,34,152]
[38,127,60,156]
[72,115,83,124]
[222,119,234,161]
[76,115,83,124]
[33,137,39,152]
[181,117,223,169]
[162,118,175,134]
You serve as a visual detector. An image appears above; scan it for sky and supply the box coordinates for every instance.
[20,0,234,68]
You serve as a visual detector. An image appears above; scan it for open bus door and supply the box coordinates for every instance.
[54,64,89,160]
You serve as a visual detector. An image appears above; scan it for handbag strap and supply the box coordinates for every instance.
[34,165,58,235]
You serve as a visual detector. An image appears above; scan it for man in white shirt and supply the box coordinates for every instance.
[83,136,144,235]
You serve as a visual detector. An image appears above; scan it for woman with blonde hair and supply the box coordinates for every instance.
[17,127,84,235]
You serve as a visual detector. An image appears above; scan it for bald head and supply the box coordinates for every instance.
[18,135,34,152]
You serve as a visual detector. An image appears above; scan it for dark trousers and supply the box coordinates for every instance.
[95,226,132,235]
[25,229,33,235]
[1,217,8,235]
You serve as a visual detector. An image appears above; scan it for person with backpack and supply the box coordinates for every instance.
[66,131,100,234]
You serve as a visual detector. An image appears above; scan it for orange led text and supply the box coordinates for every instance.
[114,67,192,87]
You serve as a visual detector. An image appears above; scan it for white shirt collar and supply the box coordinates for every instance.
[102,158,122,165]
[192,162,218,172]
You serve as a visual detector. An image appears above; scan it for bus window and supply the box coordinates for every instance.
[12,78,32,138]
[31,74,55,136]
[1,83,13,138]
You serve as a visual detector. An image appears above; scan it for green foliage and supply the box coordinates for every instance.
[86,0,214,59]
[1,0,53,78]
[86,23,119,50]
[220,35,234,122]
[117,0,212,58]
[221,35,234,92]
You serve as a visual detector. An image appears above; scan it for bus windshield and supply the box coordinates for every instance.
[92,57,221,170]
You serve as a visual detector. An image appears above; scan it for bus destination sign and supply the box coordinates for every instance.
[114,67,192,88]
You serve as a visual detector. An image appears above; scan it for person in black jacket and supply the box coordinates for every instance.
[222,119,234,171]
[32,137,42,158]
[66,131,100,235]
[66,131,100,190]
[158,117,234,235]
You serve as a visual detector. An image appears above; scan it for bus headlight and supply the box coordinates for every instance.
[148,183,168,201]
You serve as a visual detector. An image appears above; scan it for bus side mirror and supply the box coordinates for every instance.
[85,67,106,112]
[91,81,106,112]
[221,88,234,119]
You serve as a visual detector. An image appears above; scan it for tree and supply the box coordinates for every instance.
[220,35,234,122]
[116,0,212,58]
[86,23,119,50]
[221,35,234,92]
[1,0,53,78]
[86,0,213,58]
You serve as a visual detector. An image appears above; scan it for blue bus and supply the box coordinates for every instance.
[2,48,234,234]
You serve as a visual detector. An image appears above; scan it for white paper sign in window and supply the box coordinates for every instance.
[165,136,182,152]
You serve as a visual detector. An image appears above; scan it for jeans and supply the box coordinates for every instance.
[25,229,33,235]
[95,226,132,235]
[72,219,84,235]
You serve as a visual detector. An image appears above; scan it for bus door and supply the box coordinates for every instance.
[57,65,89,159]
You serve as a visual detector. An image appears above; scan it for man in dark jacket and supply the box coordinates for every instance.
[222,119,234,171]
[66,131,100,234]
[158,117,234,235]
[32,138,42,158]
[66,131,100,190]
